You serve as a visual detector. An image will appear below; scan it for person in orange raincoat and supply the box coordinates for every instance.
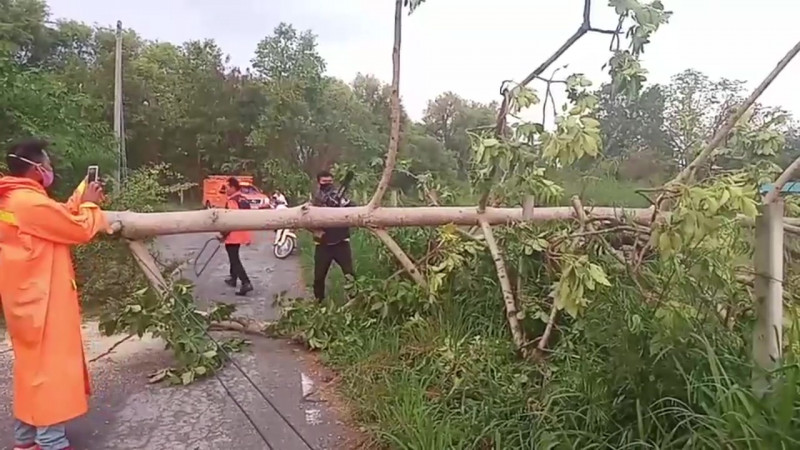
[0,140,107,450]
[220,177,253,296]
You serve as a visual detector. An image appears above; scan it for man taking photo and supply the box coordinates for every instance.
[0,139,108,450]
[311,170,354,301]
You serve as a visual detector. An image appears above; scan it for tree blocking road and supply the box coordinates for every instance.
[104,205,654,239]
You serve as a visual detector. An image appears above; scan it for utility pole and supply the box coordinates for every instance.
[113,20,124,192]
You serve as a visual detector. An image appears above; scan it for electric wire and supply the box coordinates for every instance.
[130,245,317,449]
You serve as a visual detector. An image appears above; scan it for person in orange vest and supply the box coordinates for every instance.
[220,177,253,295]
[0,140,108,450]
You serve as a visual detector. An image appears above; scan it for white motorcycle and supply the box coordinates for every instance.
[271,194,297,259]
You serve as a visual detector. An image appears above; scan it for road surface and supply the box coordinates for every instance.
[0,232,356,450]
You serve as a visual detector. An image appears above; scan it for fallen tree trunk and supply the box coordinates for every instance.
[106,205,653,238]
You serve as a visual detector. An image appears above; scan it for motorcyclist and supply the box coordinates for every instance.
[271,191,287,208]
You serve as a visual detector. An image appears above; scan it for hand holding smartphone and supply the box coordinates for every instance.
[86,165,99,184]
[81,165,103,204]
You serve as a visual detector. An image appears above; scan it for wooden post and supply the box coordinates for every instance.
[752,199,784,395]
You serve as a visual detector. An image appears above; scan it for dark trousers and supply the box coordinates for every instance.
[313,241,354,300]
[225,244,250,284]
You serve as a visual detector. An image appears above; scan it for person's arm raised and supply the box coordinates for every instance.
[14,192,109,245]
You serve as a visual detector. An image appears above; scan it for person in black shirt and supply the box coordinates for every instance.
[311,170,354,301]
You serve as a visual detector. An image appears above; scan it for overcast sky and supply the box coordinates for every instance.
[45,0,800,122]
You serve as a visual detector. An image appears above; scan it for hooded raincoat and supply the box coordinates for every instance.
[0,177,108,426]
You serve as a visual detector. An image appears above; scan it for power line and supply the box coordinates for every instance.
[130,248,316,449]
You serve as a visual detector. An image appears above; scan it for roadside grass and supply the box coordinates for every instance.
[275,183,800,449]
[293,229,545,448]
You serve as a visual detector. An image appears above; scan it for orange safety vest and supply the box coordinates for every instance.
[224,192,252,245]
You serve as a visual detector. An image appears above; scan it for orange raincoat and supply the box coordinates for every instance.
[0,177,108,426]
[224,193,252,245]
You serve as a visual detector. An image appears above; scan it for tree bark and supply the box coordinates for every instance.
[368,0,403,210]
[371,228,427,288]
[479,219,526,351]
[536,305,558,356]
[106,206,654,239]
[128,240,168,293]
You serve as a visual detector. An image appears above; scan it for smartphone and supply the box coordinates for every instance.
[87,165,99,183]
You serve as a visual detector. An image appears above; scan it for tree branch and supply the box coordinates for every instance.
[763,154,800,204]
[209,318,276,337]
[479,219,526,352]
[536,304,558,356]
[517,0,603,88]
[371,228,427,288]
[89,334,134,363]
[128,239,168,294]
[570,196,627,265]
[537,197,592,356]
[495,0,617,132]
[368,0,403,210]
[488,0,619,209]
[671,39,800,186]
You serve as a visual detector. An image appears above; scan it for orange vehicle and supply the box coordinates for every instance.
[202,175,271,209]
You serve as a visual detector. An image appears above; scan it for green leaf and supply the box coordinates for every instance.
[587,263,611,287]
[581,117,600,129]
[741,199,758,218]
[482,138,499,147]
[181,371,195,385]
[371,301,385,312]
[658,231,672,254]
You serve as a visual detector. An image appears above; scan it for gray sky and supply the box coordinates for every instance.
[46,0,800,122]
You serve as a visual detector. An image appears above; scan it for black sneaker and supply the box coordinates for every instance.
[224,278,237,287]
[236,282,253,296]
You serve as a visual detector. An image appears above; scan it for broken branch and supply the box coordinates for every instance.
[89,334,134,363]
[479,219,526,352]
[536,304,558,356]
[367,0,403,210]
[371,228,427,288]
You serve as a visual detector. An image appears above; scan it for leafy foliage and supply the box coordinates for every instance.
[100,283,246,385]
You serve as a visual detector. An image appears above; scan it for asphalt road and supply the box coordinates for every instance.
[0,231,355,450]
